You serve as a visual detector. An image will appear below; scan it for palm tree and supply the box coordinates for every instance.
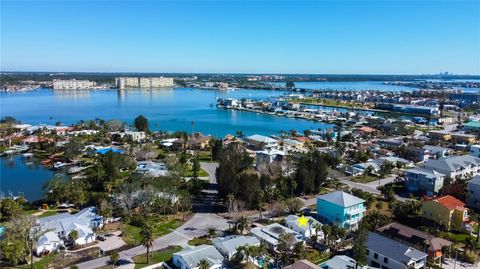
[110,250,119,268]
[322,224,331,246]
[69,229,79,247]
[236,216,249,235]
[140,225,154,264]
[197,259,210,269]
[207,227,217,238]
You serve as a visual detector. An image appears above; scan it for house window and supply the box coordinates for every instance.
[374,253,378,259]
[384,257,389,264]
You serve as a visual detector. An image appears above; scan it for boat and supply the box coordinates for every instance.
[53,161,73,170]
[67,166,88,174]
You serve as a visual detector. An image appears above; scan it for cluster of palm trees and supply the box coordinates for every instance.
[320,223,347,249]
[233,243,269,264]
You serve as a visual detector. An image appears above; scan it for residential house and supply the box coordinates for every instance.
[36,207,103,254]
[423,145,451,159]
[110,131,146,142]
[366,232,427,269]
[451,133,477,144]
[282,138,305,152]
[284,259,321,269]
[321,255,374,269]
[467,176,480,210]
[422,155,480,179]
[404,167,445,195]
[378,139,407,149]
[250,223,304,250]
[463,121,480,132]
[255,148,286,167]
[377,223,452,265]
[428,130,451,141]
[422,195,469,230]
[212,235,260,259]
[469,144,480,158]
[173,245,223,269]
[136,161,168,177]
[35,231,62,255]
[245,134,278,150]
[316,191,365,231]
[285,215,324,241]
[187,133,211,150]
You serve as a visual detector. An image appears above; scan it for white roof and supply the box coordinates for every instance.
[247,134,278,143]
[174,245,223,268]
[285,215,321,233]
[317,191,365,207]
[212,235,260,255]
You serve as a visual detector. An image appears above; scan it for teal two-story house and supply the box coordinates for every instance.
[317,191,365,231]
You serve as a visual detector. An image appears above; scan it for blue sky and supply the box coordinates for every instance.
[1,0,479,74]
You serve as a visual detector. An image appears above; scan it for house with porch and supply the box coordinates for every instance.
[316,191,365,231]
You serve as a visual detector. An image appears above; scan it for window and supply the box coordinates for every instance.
[384,257,389,263]
[374,253,378,259]
[366,250,369,255]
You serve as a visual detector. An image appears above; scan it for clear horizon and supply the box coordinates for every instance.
[1,0,479,75]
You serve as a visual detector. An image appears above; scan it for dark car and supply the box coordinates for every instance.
[96,235,106,241]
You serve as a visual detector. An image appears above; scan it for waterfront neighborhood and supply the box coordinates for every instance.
[1,75,480,269]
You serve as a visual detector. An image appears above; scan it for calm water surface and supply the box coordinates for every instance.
[0,156,58,201]
[0,88,333,137]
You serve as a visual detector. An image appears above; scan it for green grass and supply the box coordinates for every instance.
[121,218,183,246]
[352,175,379,183]
[14,253,58,269]
[188,236,212,246]
[132,246,182,269]
[23,209,41,215]
[439,232,476,244]
[197,151,213,162]
[38,211,59,218]
[184,167,209,177]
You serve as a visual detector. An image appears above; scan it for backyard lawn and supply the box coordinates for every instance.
[132,245,182,269]
[121,217,183,246]
[351,175,378,183]
[188,236,212,246]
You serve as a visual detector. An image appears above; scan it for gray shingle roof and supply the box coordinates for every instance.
[423,155,480,172]
[317,191,365,207]
[367,232,427,265]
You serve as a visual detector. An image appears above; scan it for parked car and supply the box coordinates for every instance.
[96,235,106,241]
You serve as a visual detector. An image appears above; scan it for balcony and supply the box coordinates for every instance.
[346,207,365,216]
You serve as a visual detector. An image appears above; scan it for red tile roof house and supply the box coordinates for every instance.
[421,195,469,231]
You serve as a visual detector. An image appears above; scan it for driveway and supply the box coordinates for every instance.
[442,258,479,269]
[98,231,126,252]
[200,162,219,184]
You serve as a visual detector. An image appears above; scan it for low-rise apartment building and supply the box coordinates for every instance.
[115,77,174,89]
[53,79,95,90]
